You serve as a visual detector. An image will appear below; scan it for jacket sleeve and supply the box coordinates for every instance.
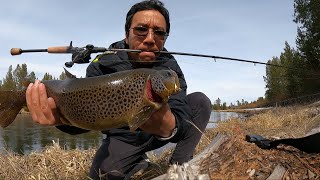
[162,59,192,143]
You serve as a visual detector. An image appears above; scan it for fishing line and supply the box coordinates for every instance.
[184,119,211,143]
[265,76,320,80]
[93,50,320,76]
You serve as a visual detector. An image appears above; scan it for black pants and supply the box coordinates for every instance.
[89,92,211,179]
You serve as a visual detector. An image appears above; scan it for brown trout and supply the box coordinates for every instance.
[0,68,180,131]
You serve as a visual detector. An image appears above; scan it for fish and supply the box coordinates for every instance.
[0,68,181,131]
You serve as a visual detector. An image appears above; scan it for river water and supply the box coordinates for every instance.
[0,111,242,154]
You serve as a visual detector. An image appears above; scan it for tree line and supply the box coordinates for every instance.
[263,0,320,105]
[213,0,320,109]
[0,63,66,91]
[212,97,266,110]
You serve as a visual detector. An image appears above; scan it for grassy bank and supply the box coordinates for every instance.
[0,140,96,179]
[1,105,319,179]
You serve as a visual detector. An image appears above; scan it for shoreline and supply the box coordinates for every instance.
[214,107,272,113]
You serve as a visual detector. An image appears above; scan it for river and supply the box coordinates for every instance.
[0,111,242,154]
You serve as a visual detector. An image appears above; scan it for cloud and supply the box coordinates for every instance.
[0,20,62,44]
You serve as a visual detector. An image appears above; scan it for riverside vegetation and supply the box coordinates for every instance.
[1,104,319,179]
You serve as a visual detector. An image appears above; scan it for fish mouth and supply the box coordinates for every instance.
[145,79,163,103]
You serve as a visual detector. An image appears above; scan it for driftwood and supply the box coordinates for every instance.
[308,100,320,107]
[152,134,228,180]
[266,164,287,180]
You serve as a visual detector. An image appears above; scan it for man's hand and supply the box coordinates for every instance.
[26,80,61,125]
[139,104,176,137]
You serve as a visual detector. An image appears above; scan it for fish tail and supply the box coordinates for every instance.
[0,90,26,128]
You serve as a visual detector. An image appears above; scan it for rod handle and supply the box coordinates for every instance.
[47,46,69,53]
[10,48,22,56]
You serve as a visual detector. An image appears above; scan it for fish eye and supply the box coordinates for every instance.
[167,71,172,77]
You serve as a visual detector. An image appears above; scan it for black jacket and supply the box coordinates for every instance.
[57,40,192,144]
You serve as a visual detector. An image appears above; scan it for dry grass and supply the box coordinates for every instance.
[1,105,320,179]
[241,106,320,138]
[206,105,320,139]
[0,140,96,180]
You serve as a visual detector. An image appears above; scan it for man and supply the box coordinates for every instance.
[26,0,211,179]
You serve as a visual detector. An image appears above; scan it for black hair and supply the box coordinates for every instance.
[125,0,170,35]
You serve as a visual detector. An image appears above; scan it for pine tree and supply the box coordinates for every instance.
[2,65,16,90]
[42,73,54,81]
[281,43,306,97]
[294,0,320,94]
[27,71,37,82]
[59,71,67,80]
[264,57,285,101]
[222,102,227,110]
[215,98,221,109]
[13,64,28,90]
[294,0,320,70]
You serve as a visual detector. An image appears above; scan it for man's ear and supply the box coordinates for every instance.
[125,32,129,44]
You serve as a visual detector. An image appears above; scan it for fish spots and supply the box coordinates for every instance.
[151,75,164,94]
[47,69,179,130]
[61,78,145,126]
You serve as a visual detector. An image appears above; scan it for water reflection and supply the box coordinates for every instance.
[0,113,103,155]
[207,111,243,128]
[0,111,242,155]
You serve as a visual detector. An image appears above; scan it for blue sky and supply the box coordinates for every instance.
[0,0,297,104]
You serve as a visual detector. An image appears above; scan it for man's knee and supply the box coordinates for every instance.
[187,92,212,111]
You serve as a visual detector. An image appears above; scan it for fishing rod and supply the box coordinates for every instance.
[10,42,107,68]
[10,41,288,68]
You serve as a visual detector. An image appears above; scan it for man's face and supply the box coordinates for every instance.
[125,10,167,63]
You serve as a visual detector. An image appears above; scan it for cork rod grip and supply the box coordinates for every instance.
[10,48,22,56]
[47,46,69,53]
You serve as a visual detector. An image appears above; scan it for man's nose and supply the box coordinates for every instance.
[143,29,156,45]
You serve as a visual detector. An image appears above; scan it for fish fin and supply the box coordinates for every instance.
[59,116,73,126]
[63,67,77,78]
[129,106,154,132]
[0,90,26,128]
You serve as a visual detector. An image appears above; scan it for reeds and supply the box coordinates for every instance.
[0,140,96,180]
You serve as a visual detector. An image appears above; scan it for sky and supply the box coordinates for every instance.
[0,0,297,104]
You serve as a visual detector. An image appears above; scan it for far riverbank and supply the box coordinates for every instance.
[215,107,272,113]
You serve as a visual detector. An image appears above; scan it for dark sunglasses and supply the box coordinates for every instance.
[131,26,169,40]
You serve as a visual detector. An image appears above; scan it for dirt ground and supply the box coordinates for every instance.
[200,131,320,179]
[198,105,320,180]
